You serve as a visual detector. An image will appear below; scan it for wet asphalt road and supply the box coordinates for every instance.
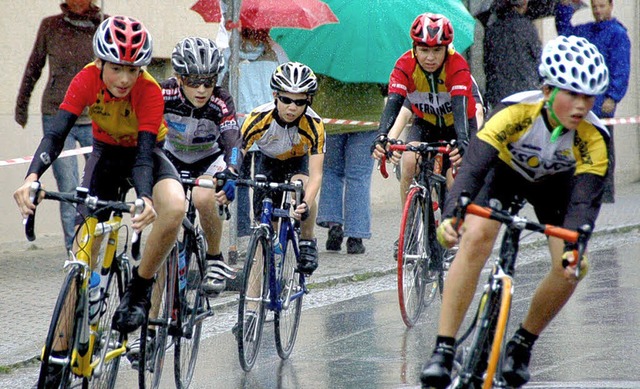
[3,229,639,388]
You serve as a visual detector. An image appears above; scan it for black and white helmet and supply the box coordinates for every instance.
[270,62,318,95]
[171,37,224,76]
[539,35,609,95]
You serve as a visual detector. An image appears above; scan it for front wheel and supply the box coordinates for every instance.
[275,232,303,359]
[37,266,82,389]
[237,232,269,372]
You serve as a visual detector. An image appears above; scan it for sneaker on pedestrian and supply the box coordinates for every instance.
[502,335,532,387]
[297,239,319,275]
[326,224,343,251]
[420,342,456,389]
[346,237,365,254]
[202,253,237,297]
[112,267,153,334]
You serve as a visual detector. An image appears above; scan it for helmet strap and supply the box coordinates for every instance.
[546,87,564,143]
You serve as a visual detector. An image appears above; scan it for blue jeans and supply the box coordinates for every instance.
[42,115,93,250]
[317,130,376,239]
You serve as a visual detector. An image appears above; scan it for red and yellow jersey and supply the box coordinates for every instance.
[388,49,476,127]
[60,62,167,147]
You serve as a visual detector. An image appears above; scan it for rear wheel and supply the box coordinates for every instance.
[139,248,176,388]
[37,266,81,389]
[237,233,269,372]
[397,187,429,327]
[275,233,303,359]
[174,237,206,389]
[89,256,130,389]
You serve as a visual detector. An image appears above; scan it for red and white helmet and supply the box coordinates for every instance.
[410,13,454,47]
[93,16,153,66]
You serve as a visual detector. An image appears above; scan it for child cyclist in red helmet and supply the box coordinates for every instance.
[371,13,478,242]
[14,16,185,386]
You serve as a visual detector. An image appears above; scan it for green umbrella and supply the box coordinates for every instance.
[271,0,476,84]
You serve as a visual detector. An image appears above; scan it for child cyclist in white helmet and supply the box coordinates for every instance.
[421,35,609,388]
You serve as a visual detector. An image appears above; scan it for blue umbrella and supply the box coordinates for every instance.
[271,0,476,84]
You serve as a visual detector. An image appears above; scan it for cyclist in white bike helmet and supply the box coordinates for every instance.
[241,61,325,276]
[421,35,609,388]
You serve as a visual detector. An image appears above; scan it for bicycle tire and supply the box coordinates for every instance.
[274,232,303,359]
[237,233,269,372]
[174,237,206,389]
[37,266,82,389]
[89,257,130,389]
[139,248,176,389]
[397,187,428,327]
[457,284,503,388]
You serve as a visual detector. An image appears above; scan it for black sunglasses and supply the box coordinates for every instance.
[276,94,309,107]
[182,76,216,88]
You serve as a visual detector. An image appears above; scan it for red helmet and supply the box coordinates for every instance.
[93,16,153,66]
[410,13,454,47]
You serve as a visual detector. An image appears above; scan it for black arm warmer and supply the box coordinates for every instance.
[221,129,244,172]
[451,95,470,146]
[562,173,605,251]
[131,131,157,200]
[27,109,78,178]
[377,93,405,135]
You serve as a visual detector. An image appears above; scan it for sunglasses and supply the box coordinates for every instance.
[182,76,216,88]
[276,95,309,107]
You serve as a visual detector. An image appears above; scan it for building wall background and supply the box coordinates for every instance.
[0,1,637,243]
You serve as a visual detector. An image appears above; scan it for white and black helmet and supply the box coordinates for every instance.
[539,35,609,95]
[270,62,318,95]
[172,37,224,76]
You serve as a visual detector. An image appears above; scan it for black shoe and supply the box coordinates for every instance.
[502,337,532,387]
[420,344,455,389]
[326,225,343,251]
[346,237,365,254]
[393,239,399,260]
[298,239,318,275]
[113,268,153,334]
[33,354,65,389]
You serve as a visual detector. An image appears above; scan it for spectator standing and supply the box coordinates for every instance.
[555,0,631,202]
[484,0,542,108]
[15,0,103,252]
[229,28,289,237]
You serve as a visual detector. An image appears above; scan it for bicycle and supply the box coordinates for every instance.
[26,182,143,389]
[234,174,308,372]
[380,141,452,328]
[137,171,220,389]
[448,193,590,388]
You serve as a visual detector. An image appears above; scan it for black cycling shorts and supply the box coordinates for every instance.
[252,153,308,220]
[76,141,180,223]
[473,163,574,226]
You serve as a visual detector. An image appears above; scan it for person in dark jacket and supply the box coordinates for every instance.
[484,0,542,109]
[15,0,103,251]
[555,0,631,203]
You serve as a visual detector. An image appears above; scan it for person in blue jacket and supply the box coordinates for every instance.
[555,0,630,203]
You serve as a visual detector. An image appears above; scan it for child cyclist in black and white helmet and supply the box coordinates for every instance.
[421,35,609,389]
[241,61,326,276]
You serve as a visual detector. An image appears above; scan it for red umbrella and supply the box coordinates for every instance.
[191,0,338,30]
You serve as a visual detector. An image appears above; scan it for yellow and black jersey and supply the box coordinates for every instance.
[479,91,609,182]
[241,101,326,160]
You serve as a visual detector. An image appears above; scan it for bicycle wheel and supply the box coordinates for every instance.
[397,187,428,327]
[37,266,82,389]
[89,256,130,389]
[139,248,176,389]
[237,233,269,372]
[457,283,504,388]
[174,236,206,389]
[274,232,303,359]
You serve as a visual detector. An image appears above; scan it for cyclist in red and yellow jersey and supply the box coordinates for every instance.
[421,35,610,388]
[14,16,185,346]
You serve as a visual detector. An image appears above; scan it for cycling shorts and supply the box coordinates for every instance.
[252,153,308,220]
[473,162,573,226]
[166,150,227,178]
[76,141,180,222]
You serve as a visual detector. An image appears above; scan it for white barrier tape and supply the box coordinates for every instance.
[0,146,92,167]
[1,114,638,167]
